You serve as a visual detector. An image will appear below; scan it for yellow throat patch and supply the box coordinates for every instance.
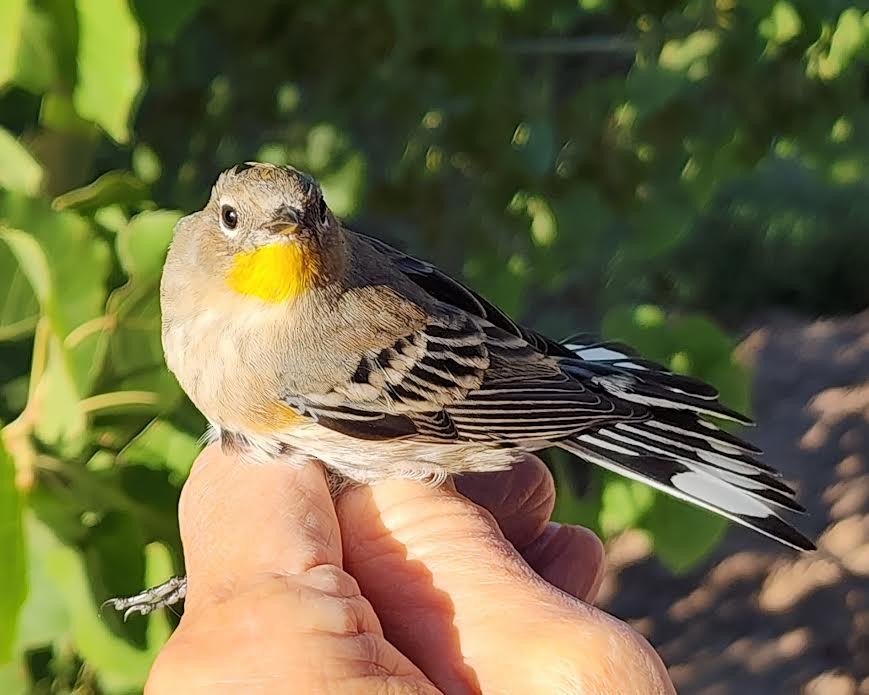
[226,242,314,303]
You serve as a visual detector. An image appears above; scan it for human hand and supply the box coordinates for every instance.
[146,444,674,694]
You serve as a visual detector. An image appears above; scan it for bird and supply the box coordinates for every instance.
[107,161,813,618]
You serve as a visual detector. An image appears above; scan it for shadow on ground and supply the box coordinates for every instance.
[599,311,869,695]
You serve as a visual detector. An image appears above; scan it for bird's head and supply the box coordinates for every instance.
[169,162,344,303]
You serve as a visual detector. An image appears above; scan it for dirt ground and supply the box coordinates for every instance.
[598,312,869,695]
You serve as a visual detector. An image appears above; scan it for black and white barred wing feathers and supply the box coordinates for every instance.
[290,232,814,551]
[289,313,642,445]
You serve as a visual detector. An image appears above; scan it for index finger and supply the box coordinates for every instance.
[178,444,342,613]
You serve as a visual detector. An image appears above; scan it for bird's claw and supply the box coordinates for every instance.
[102,575,188,621]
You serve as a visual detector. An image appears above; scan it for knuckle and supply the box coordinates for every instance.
[302,563,362,598]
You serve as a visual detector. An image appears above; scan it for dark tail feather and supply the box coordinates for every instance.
[558,337,814,551]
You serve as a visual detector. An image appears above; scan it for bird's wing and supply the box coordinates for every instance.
[284,306,643,443]
[317,233,814,552]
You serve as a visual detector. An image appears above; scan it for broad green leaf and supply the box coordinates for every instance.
[117,210,181,281]
[0,663,26,693]
[641,494,728,573]
[0,194,110,339]
[53,170,149,213]
[73,0,143,143]
[33,335,87,453]
[43,519,158,691]
[0,228,53,312]
[0,214,110,407]
[0,431,27,661]
[15,514,71,650]
[0,129,43,196]
[13,4,58,93]
[0,0,26,88]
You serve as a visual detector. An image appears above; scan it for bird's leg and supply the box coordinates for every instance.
[103,575,187,621]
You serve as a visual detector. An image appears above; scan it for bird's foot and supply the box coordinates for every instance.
[103,575,187,621]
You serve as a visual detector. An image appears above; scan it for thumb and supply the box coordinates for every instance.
[178,443,341,614]
[335,477,602,693]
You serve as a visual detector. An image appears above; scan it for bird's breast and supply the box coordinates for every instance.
[162,301,302,434]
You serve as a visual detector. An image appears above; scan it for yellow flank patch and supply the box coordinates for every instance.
[247,401,305,433]
[226,242,314,303]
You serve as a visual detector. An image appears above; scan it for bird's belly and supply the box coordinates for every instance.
[241,422,527,484]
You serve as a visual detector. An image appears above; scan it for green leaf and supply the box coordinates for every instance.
[659,30,720,76]
[303,125,366,218]
[627,191,694,257]
[0,129,43,196]
[0,431,27,662]
[132,144,162,184]
[73,0,143,143]
[15,514,71,650]
[526,196,557,247]
[599,477,655,537]
[0,228,53,312]
[116,210,181,281]
[641,493,728,573]
[13,4,58,93]
[120,418,200,481]
[625,65,686,120]
[34,336,88,453]
[0,241,38,340]
[0,0,26,88]
[41,518,161,691]
[103,284,180,412]
[550,453,604,537]
[320,152,365,218]
[819,8,868,79]
[759,1,802,46]
[53,170,149,214]
[131,0,202,42]
[82,511,148,645]
[0,194,110,339]
[0,662,26,693]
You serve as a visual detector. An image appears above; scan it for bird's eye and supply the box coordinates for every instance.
[221,204,239,230]
[318,196,328,224]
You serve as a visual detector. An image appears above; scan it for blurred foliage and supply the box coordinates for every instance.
[0,0,867,691]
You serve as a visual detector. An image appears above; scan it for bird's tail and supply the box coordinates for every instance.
[557,336,815,551]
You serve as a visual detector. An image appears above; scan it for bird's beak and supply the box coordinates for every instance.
[265,220,299,236]
[265,207,300,236]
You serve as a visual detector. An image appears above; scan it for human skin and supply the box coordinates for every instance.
[146,444,675,694]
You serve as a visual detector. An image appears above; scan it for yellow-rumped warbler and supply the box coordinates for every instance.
[108,162,812,618]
